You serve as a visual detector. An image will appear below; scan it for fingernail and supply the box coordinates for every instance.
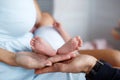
[70,53,77,58]
[72,53,77,57]
[67,55,71,59]
[45,62,52,66]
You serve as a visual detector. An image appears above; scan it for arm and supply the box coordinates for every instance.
[0,48,18,66]
[0,1,40,67]
[33,0,71,42]
[0,48,73,69]
[79,49,120,67]
[35,54,120,80]
[34,0,42,28]
[30,0,42,33]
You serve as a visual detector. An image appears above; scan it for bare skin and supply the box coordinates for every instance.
[79,49,120,67]
[31,12,120,69]
[35,54,97,74]
[29,12,82,69]
[30,36,82,56]
[31,13,82,56]
[30,36,56,56]
[35,50,120,74]
[57,36,82,55]
[34,12,71,42]
[0,1,74,69]
[0,1,120,74]
[15,51,75,69]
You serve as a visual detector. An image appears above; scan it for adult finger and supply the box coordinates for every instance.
[48,53,76,63]
[36,60,52,69]
[35,62,70,74]
[35,65,56,74]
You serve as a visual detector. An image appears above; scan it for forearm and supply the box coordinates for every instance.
[34,0,42,28]
[0,48,38,69]
[31,0,42,32]
[79,49,120,67]
[0,48,18,66]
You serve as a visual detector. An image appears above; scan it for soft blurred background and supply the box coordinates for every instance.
[38,0,120,49]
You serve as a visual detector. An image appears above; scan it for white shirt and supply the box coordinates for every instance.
[0,0,36,40]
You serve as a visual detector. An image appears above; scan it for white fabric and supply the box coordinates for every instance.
[0,0,36,39]
[34,26,65,50]
[0,32,33,52]
[0,26,86,80]
[0,0,85,79]
[0,26,65,52]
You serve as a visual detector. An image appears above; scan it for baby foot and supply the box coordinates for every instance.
[57,36,82,55]
[30,36,56,56]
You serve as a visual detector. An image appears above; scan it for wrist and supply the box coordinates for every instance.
[85,57,97,74]
[77,54,97,74]
[11,53,19,66]
[86,60,104,79]
[6,53,18,66]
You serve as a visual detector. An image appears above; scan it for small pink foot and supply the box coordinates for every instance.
[30,36,56,56]
[57,36,82,55]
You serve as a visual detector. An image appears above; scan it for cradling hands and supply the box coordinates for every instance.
[15,51,75,69]
[35,54,97,74]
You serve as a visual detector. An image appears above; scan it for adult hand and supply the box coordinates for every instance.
[15,52,75,69]
[35,54,97,74]
[53,21,61,28]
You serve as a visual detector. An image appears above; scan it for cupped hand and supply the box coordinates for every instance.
[15,52,75,69]
[35,54,97,74]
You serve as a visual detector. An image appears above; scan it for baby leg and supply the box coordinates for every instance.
[30,36,56,56]
[38,12,55,28]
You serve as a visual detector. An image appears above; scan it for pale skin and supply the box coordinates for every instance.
[29,11,85,70]
[16,36,82,69]
[17,34,81,69]
[15,51,77,69]
[25,0,83,69]
[31,10,120,69]
[31,12,120,74]
[32,8,120,73]
[35,54,97,74]
[0,0,120,71]
[30,36,82,56]
[0,47,77,69]
[35,50,120,74]
[31,12,71,42]
[0,0,75,69]
[30,12,82,57]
